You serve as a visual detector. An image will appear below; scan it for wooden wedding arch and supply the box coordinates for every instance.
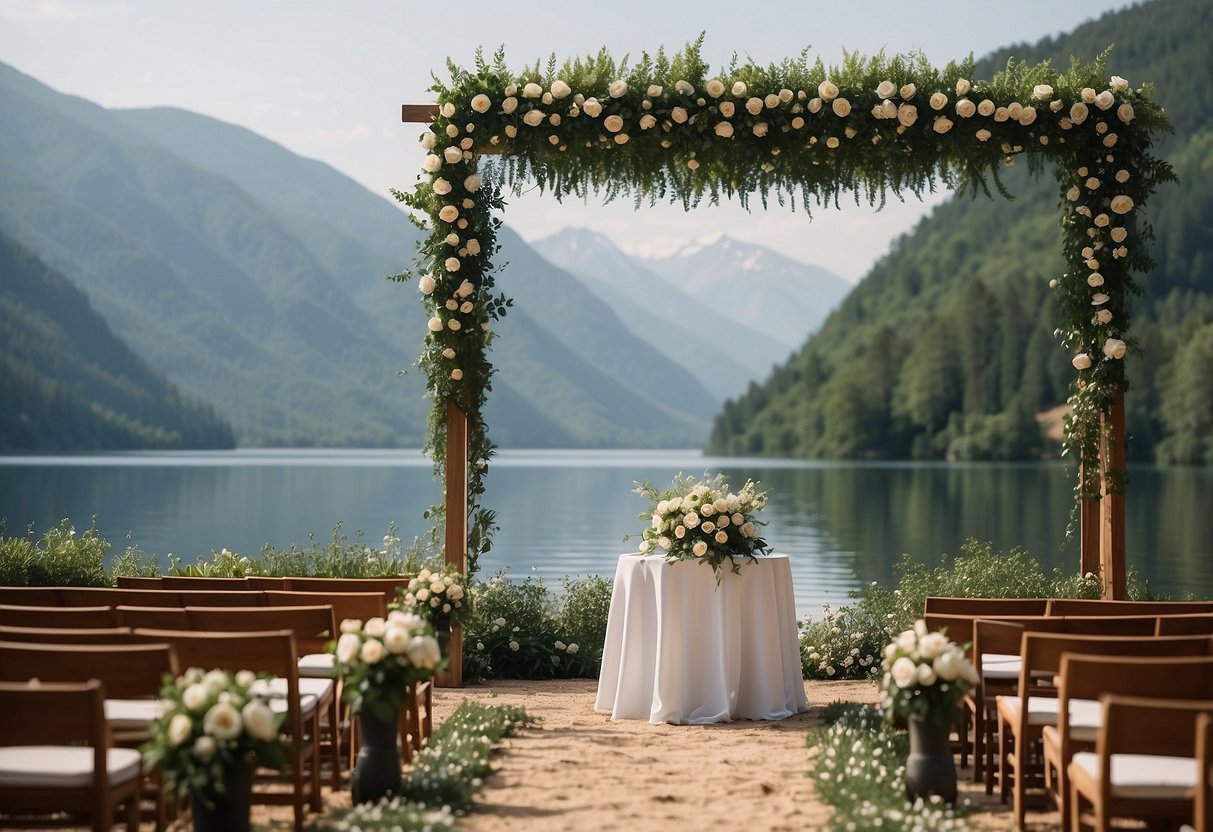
[400,43,1174,682]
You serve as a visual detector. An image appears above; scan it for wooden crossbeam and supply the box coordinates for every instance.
[402,104,437,124]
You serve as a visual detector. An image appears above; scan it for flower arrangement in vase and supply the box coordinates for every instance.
[330,610,443,721]
[632,472,771,577]
[396,565,472,632]
[142,668,284,823]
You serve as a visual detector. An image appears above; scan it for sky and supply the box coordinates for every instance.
[0,0,1136,281]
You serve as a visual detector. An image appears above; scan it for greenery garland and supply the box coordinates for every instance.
[395,38,1174,571]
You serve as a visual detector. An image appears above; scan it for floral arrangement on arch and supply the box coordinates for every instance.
[397,40,1174,570]
[141,667,285,809]
[880,621,978,726]
[331,611,443,721]
[632,472,771,577]
[396,565,472,630]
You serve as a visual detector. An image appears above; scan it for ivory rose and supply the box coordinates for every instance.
[818,80,839,101]
[1110,195,1135,214]
[929,91,948,110]
[832,98,851,117]
[876,80,896,99]
[582,98,603,117]
[705,79,725,97]
[603,114,624,133]
[1072,353,1093,370]
[470,94,491,113]
[1103,338,1127,359]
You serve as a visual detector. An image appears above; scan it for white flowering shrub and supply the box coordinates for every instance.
[799,600,888,681]
[810,705,968,830]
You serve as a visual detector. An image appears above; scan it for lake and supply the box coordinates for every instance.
[1,449,1210,617]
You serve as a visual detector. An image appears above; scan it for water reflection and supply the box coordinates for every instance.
[1,451,1209,616]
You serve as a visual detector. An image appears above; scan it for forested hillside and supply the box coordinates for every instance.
[0,232,235,450]
[709,0,1213,464]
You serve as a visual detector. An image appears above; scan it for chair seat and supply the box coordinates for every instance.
[982,652,1021,680]
[0,745,142,788]
[298,653,334,677]
[997,694,1102,728]
[1070,751,1196,799]
[251,677,332,720]
[103,698,166,728]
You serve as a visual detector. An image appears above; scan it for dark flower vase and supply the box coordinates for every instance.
[191,759,252,832]
[905,716,957,805]
[351,710,402,805]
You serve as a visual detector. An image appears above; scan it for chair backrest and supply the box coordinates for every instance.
[114,576,162,589]
[161,576,250,590]
[1156,613,1213,636]
[1047,598,1213,617]
[58,587,171,606]
[1019,632,1213,697]
[1060,615,1160,636]
[285,576,410,606]
[924,596,1050,616]
[0,586,62,605]
[184,606,336,656]
[115,605,190,629]
[246,576,290,590]
[0,624,134,644]
[1060,653,1213,706]
[0,639,178,698]
[1097,694,1213,760]
[172,590,265,607]
[264,590,386,625]
[0,603,117,628]
[1198,711,1213,832]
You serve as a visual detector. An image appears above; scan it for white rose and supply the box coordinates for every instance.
[714,121,734,138]
[1088,273,1105,287]
[204,701,242,741]
[684,512,700,528]
[416,588,430,602]
[976,128,992,142]
[929,91,947,110]
[426,316,443,333]
[1095,90,1115,110]
[448,584,464,601]
[639,114,657,130]
[501,97,518,115]
[1092,293,1111,306]
[522,109,545,127]
[582,98,602,118]
[933,117,953,134]
[1096,308,1113,325]
[732,81,748,97]
[692,541,708,558]
[955,99,976,118]
[450,368,463,380]
[1115,169,1131,184]
[956,78,971,96]
[405,635,441,668]
[383,624,410,654]
[441,347,456,359]
[899,83,916,99]
[897,104,918,127]
[808,97,822,113]
[466,239,481,255]
[917,632,949,660]
[182,683,208,711]
[607,79,627,98]
[1110,195,1135,215]
[1086,176,1101,190]
[432,178,453,196]
[1069,102,1089,125]
[422,154,442,173]
[746,97,763,115]
[705,79,725,98]
[454,279,474,299]
[671,106,688,123]
[647,84,663,97]
[674,79,694,95]
[603,114,624,133]
[876,80,896,99]
[890,656,917,688]
[933,651,960,682]
[470,93,491,114]
[1110,75,1129,91]
[831,98,851,117]
[442,146,462,164]
[718,100,735,118]
[1007,101,1023,120]
[439,102,455,118]
[1072,353,1093,370]
[977,98,995,117]
[714,530,728,544]
[917,663,938,686]
[168,713,193,745]
[1019,106,1037,126]
[994,107,1009,122]
[551,80,571,99]
[520,82,542,99]
[360,638,385,665]
[760,93,777,109]
[1111,227,1128,243]
[1033,84,1053,100]
[1095,213,1110,228]
[444,257,461,274]
[818,81,839,101]
[241,699,276,741]
[1103,338,1127,359]
[193,734,216,759]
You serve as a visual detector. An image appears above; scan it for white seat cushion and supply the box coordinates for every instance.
[250,677,329,720]
[0,746,142,788]
[298,653,334,677]
[982,653,1021,680]
[997,695,1101,727]
[1071,751,1196,799]
[104,698,166,728]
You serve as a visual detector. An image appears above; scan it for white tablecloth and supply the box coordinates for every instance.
[594,554,810,725]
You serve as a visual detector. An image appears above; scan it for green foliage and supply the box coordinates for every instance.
[810,705,967,830]
[0,518,109,586]
[799,539,1158,681]
[461,573,610,683]
[108,541,162,578]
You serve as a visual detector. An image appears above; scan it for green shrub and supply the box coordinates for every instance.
[0,519,109,586]
[461,572,611,683]
[109,541,162,578]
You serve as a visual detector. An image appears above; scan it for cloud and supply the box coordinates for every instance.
[0,0,130,22]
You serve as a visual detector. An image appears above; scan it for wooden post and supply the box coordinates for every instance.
[441,397,468,687]
[1079,466,1102,582]
[1098,389,1127,600]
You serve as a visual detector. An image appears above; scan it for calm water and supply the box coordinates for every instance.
[1,449,1210,617]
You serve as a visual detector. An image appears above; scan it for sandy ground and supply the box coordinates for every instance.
[427,678,1060,832]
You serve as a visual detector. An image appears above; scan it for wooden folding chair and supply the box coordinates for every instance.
[1069,695,1213,831]
[1157,614,1213,636]
[285,577,411,608]
[0,603,117,628]
[1047,598,1213,617]
[924,596,1050,616]
[1044,654,1213,831]
[184,606,342,788]
[0,586,61,605]
[161,576,250,590]
[131,628,321,831]
[997,633,1213,829]
[1197,711,1213,832]
[114,576,163,589]
[115,605,190,629]
[0,680,143,832]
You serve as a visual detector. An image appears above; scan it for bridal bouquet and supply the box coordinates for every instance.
[632,473,771,576]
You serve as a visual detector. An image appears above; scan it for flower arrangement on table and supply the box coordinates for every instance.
[142,667,285,809]
[880,621,979,726]
[632,472,771,577]
[331,611,444,721]
[396,565,472,631]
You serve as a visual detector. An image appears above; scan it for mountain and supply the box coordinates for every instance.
[708,0,1213,464]
[643,234,851,351]
[0,231,235,450]
[532,228,793,399]
[0,63,716,448]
